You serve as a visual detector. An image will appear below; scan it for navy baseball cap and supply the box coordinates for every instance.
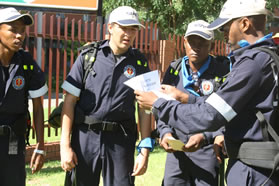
[0,7,33,26]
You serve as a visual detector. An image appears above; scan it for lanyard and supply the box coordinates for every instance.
[181,56,211,97]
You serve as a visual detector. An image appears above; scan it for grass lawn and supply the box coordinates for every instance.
[26,145,167,186]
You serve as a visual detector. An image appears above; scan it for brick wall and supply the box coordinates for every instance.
[25,141,60,163]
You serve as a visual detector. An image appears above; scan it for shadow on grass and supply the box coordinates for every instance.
[151,144,165,154]
[26,165,63,175]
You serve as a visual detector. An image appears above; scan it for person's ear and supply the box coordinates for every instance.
[108,23,113,35]
[239,17,251,33]
[183,37,188,48]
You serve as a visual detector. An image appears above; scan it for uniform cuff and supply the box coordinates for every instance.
[137,137,155,153]
[61,81,81,97]
[29,84,48,98]
[160,129,173,139]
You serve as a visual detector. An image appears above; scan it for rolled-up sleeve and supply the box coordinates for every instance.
[28,60,47,98]
[61,55,84,97]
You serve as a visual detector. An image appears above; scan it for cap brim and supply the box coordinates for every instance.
[185,31,213,40]
[207,17,232,31]
[115,20,145,29]
[1,14,33,26]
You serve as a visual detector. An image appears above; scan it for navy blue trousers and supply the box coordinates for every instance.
[65,126,137,186]
[163,144,219,186]
[226,159,279,186]
[0,136,26,186]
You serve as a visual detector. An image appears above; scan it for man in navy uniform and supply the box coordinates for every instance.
[158,20,229,186]
[0,7,47,186]
[135,0,279,185]
[60,6,152,186]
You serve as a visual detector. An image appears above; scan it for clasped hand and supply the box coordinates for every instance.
[160,133,206,153]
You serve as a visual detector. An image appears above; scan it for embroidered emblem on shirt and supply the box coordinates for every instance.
[124,65,136,78]
[201,80,214,96]
[12,76,25,90]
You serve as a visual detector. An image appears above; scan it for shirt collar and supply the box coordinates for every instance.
[237,33,273,48]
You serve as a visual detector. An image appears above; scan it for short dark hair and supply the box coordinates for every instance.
[247,15,266,31]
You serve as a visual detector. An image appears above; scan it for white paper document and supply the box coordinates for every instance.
[124,70,175,100]
[124,70,160,91]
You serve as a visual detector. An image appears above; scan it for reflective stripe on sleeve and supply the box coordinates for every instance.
[29,84,48,98]
[61,81,81,97]
[205,93,237,122]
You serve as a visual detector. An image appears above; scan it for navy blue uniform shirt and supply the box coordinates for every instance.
[62,40,150,123]
[0,50,47,155]
[0,50,47,125]
[158,56,229,143]
[153,38,278,145]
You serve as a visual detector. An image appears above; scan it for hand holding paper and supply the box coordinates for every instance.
[166,137,185,151]
[124,70,175,100]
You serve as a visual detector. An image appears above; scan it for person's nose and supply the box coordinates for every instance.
[16,32,25,40]
[16,33,24,40]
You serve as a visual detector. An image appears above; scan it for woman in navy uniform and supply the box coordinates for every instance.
[135,0,279,185]
[60,6,152,186]
[158,20,229,186]
[0,7,47,186]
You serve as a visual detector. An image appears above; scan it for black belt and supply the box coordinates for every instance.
[0,125,10,136]
[79,121,122,132]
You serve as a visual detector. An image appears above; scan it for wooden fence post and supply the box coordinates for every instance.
[159,40,175,79]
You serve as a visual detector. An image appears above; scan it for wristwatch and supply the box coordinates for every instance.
[34,149,46,156]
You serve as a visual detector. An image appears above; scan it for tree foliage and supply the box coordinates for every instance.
[266,0,279,9]
[103,0,279,38]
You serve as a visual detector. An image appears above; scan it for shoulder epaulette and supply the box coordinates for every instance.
[132,48,148,68]
[169,58,183,76]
